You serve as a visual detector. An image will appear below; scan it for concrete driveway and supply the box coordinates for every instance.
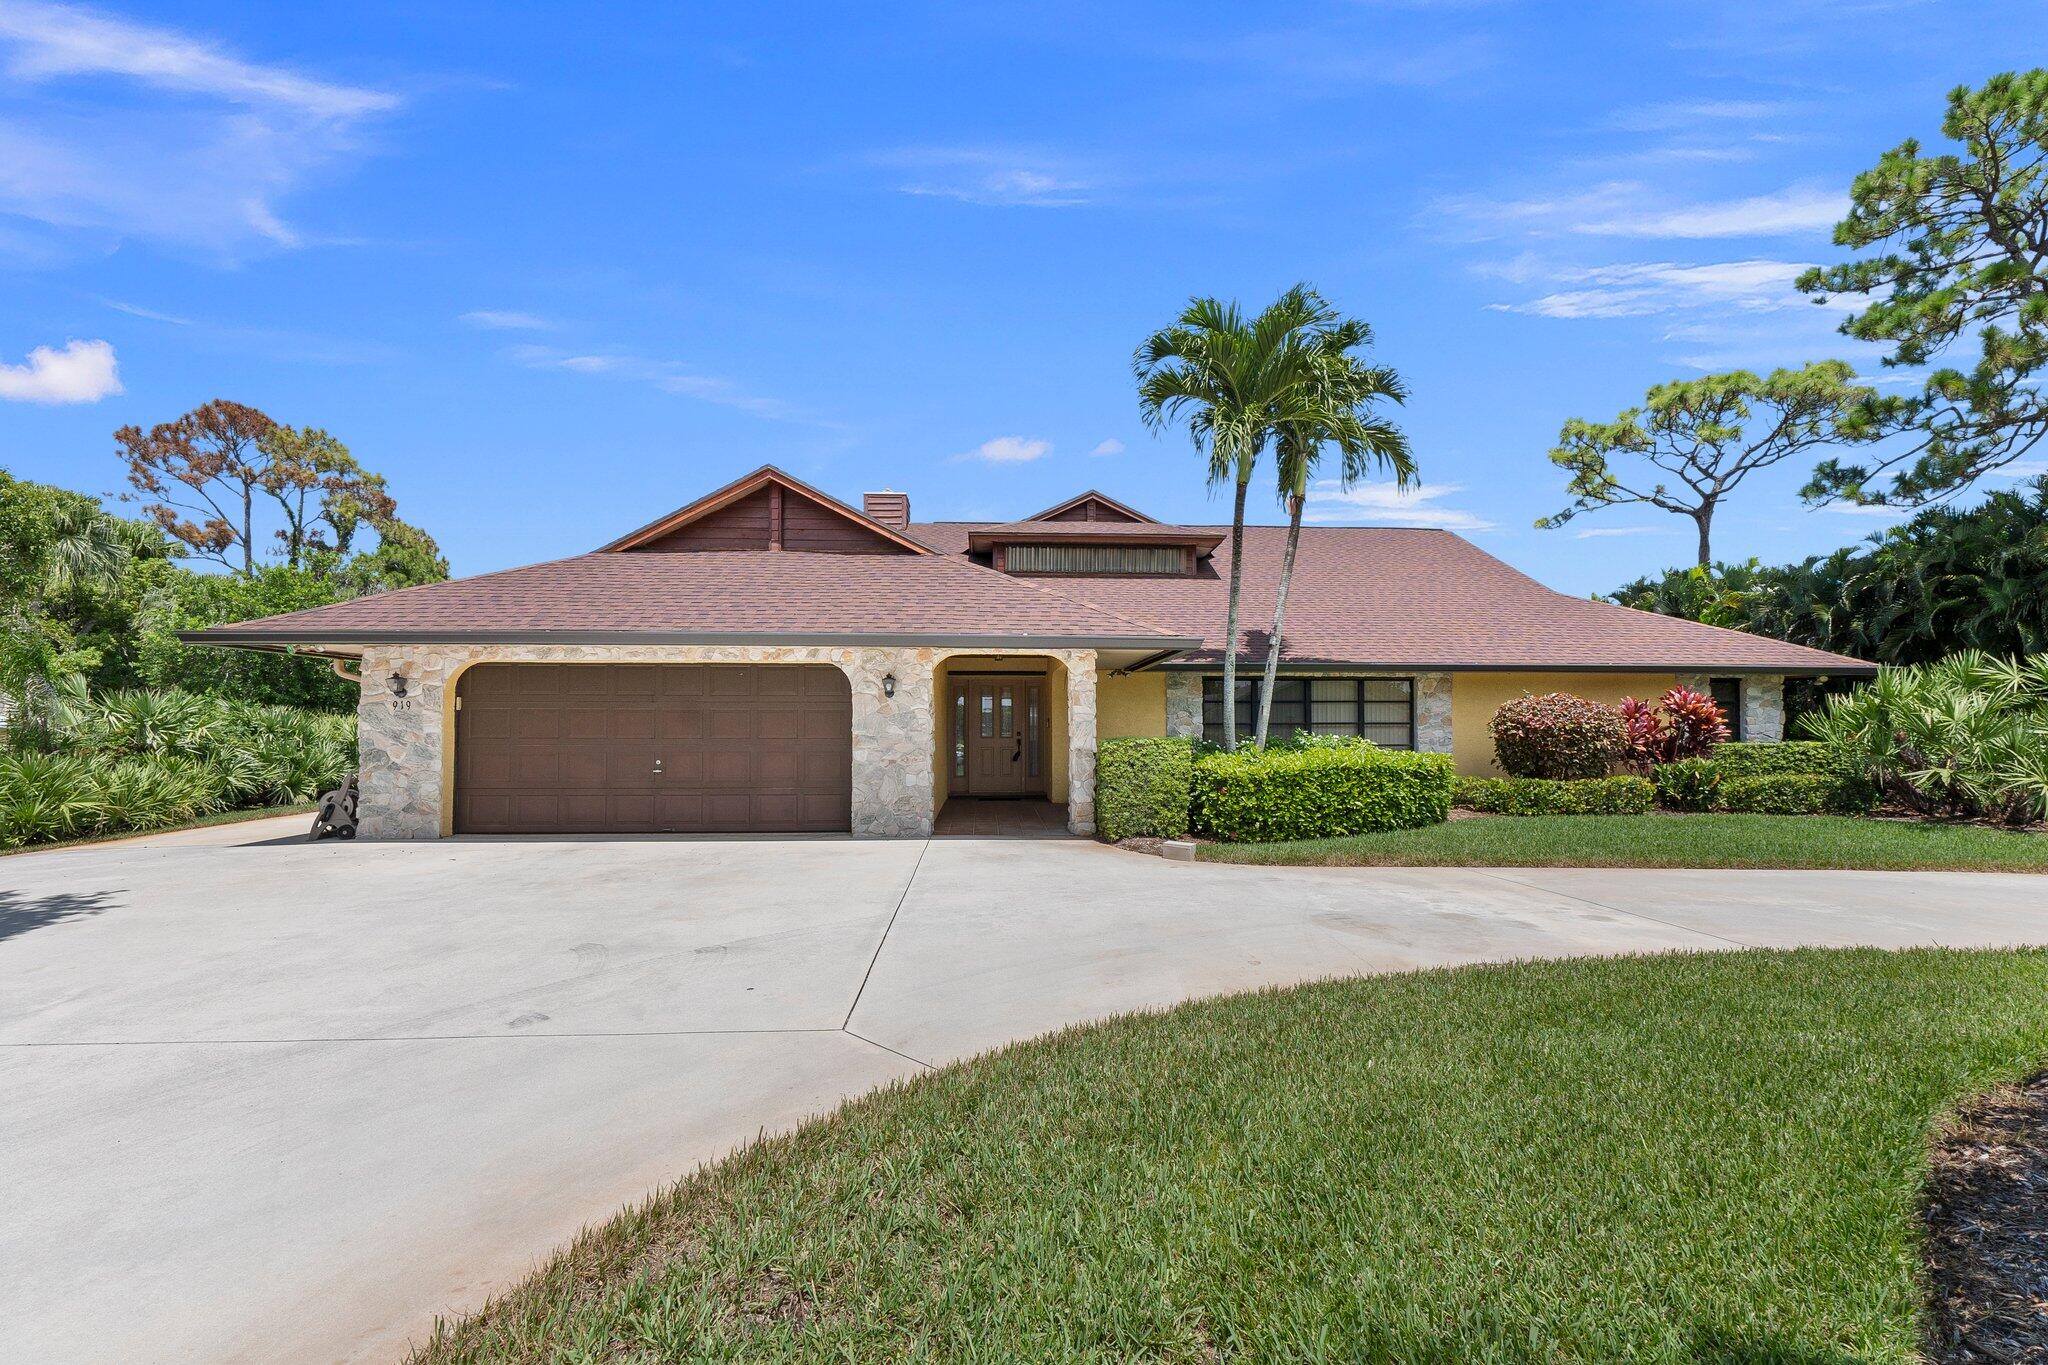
[4,820,2045,1364]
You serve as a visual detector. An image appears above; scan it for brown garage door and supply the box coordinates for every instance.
[455,664,851,834]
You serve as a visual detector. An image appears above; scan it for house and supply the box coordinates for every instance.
[183,465,1875,839]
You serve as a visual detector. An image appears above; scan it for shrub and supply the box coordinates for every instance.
[1193,745,1452,843]
[0,682,354,848]
[1716,773,1839,815]
[1096,737,1195,841]
[1652,758,1723,812]
[1710,741,1839,776]
[1489,693,1626,780]
[1619,688,1731,768]
[1453,774,1653,816]
[1807,651,2048,825]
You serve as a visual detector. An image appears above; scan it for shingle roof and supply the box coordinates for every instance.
[182,551,1192,647]
[908,521,1874,674]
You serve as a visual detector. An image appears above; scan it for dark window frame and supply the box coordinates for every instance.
[1201,675,1415,748]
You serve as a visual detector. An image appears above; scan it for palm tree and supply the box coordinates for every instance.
[42,501,131,595]
[1252,322,1414,746]
[1135,285,1332,750]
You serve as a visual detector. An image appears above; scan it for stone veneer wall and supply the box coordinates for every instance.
[355,644,1098,840]
[1161,670,1452,754]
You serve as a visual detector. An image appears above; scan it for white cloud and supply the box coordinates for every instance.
[460,310,551,330]
[1609,100,1800,131]
[1997,461,2048,479]
[1822,502,1911,518]
[100,298,191,324]
[0,3,396,261]
[1576,184,1845,238]
[1452,180,1845,241]
[0,338,121,403]
[865,147,1092,207]
[1486,259,1818,319]
[505,344,787,418]
[1089,438,1125,457]
[1303,479,1494,530]
[0,2,396,117]
[959,435,1052,464]
[1574,524,1679,539]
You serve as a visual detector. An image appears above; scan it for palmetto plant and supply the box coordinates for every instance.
[1808,650,2048,825]
[1253,320,1413,746]
[1136,285,1333,750]
[0,683,356,847]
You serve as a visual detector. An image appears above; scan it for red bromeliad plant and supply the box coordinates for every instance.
[1620,687,1731,769]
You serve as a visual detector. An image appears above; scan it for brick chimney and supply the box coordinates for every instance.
[863,490,910,531]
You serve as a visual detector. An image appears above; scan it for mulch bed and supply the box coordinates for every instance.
[1924,1071,2048,1362]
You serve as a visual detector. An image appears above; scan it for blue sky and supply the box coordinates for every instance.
[4,0,2043,595]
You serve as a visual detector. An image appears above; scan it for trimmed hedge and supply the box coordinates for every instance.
[1716,773,1839,815]
[1649,741,1875,815]
[1710,741,1839,776]
[1096,737,1195,841]
[1453,773,1654,816]
[1193,744,1452,843]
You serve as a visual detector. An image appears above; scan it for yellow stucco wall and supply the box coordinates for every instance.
[1097,671,1167,738]
[1451,672,1682,776]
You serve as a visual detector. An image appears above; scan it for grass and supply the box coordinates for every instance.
[414,949,2048,1364]
[0,802,313,857]
[1197,812,2048,871]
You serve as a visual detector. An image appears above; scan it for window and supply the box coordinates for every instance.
[1203,676,1414,748]
[1709,678,1744,741]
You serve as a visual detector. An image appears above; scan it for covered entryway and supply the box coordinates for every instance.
[454,663,851,834]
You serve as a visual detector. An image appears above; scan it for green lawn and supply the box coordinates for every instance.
[414,949,2048,1364]
[1198,812,2048,871]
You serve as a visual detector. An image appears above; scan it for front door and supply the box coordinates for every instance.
[959,677,1046,797]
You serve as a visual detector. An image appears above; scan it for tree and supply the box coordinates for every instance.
[1797,71,2048,506]
[1136,285,1330,750]
[1537,362,1899,566]
[116,400,277,573]
[258,425,396,568]
[116,403,402,574]
[1253,319,1413,746]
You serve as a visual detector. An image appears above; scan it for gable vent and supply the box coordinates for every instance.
[863,491,910,531]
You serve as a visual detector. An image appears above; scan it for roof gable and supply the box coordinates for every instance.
[601,466,930,555]
[1029,490,1156,523]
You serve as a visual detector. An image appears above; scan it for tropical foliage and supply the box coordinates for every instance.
[1,679,354,848]
[1252,311,1412,745]
[1136,285,1398,750]
[1607,476,2048,673]
[1618,687,1730,768]
[1807,651,2048,826]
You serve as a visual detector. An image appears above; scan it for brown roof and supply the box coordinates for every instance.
[909,521,1874,674]
[183,551,1192,648]
[181,463,1873,675]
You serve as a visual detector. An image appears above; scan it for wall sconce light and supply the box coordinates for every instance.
[387,673,409,698]
[881,673,897,699]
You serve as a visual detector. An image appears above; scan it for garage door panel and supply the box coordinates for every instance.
[457,664,851,834]
[655,709,706,741]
